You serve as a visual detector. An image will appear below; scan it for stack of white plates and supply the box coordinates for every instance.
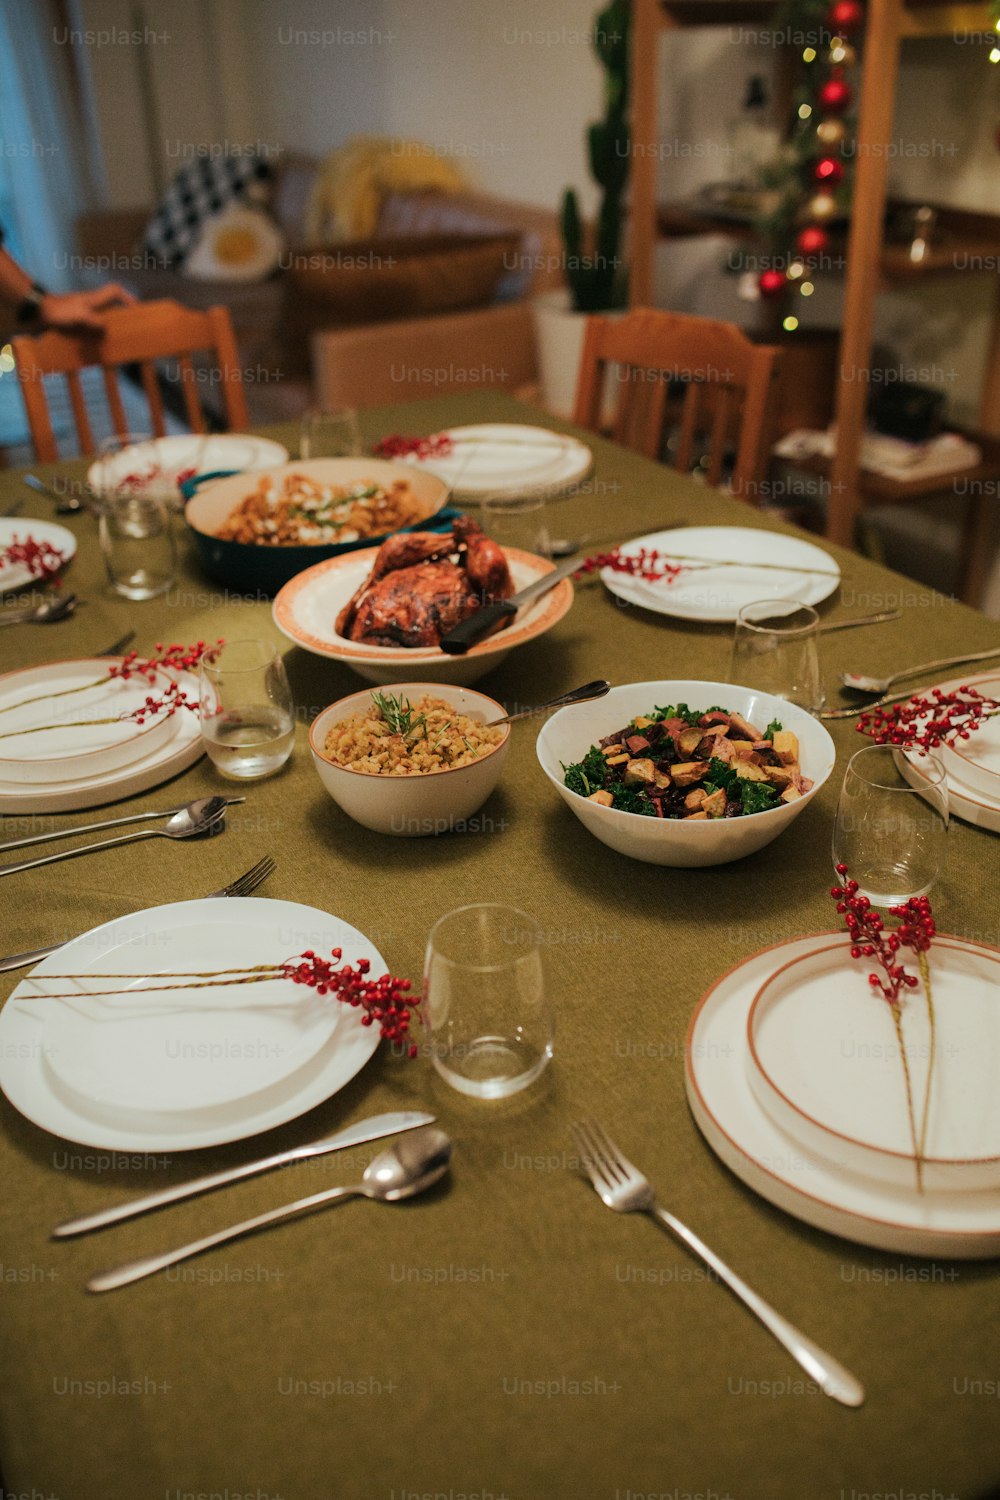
[900,670,1000,833]
[0,518,76,592]
[686,932,1000,1257]
[0,657,203,813]
[0,899,384,1150]
[400,423,593,501]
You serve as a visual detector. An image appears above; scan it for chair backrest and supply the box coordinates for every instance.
[572,307,783,502]
[12,300,250,462]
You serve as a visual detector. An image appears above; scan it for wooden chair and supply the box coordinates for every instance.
[572,307,783,503]
[12,300,250,462]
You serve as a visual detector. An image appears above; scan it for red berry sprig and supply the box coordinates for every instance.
[857,686,1000,751]
[830,863,935,1006]
[281,949,419,1054]
[372,432,455,461]
[574,547,687,586]
[0,535,67,584]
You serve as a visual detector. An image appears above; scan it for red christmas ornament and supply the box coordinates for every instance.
[814,156,844,186]
[758,268,788,299]
[818,74,852,113]
[827,0,864,33]
[796,225,830,256]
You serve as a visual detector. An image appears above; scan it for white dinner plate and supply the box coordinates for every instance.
[0,517,77,594]
[0,899,384,1150]
[87,434,288,506]
[686,934,1000,1257]
[600,526,841,623]
[899,671,1000,834]
[402,423,593,501]
[0,659,179,785]
[746,936,1000,1193]
[0,667,203,813]
[272,544,574,686]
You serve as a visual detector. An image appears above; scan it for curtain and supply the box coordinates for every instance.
[0,0,98,289]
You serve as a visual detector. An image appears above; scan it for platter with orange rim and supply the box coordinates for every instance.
[272,543,574,686]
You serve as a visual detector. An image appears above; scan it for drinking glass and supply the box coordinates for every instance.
[299,407,362,460]
[481,494,552,559]
[730,599,823,712]
[198,640,295,779]
[98,494,176,600]
[423,904,554,1099]
[832,744,949,905]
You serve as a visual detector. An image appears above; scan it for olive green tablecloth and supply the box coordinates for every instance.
[1,394,998,1500]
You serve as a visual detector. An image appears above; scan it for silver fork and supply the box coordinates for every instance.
[0,856,276,974]
[570,1119,865,1408]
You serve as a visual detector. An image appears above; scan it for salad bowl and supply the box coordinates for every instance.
[536,679,835,867]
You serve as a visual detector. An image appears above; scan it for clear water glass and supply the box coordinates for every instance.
[199,640,295,780]
[730,598,823,712]
[423,904,554,1099]
[832,744,949,905]
[99,494,176,600]
[299,407,362,460]
[481,493,552,559]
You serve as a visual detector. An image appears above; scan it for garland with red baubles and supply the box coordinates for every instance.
[755,0,865,317]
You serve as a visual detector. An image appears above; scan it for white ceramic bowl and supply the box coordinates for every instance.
[536,679,836,867]
[309,682,511,836]
[273,545,574,686]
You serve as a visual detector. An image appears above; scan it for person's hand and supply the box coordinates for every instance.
[38,283,136,333]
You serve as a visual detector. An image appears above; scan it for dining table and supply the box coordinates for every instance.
[1,390,999,1500]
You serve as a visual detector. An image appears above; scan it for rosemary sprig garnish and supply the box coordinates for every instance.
[371,690,428,741]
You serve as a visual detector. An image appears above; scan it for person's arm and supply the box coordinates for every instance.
[0,246,135,333]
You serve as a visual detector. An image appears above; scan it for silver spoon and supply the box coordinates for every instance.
[0,593,78,628]
[0,794,245,855]
[0,796,229,878]
[840,644,1000,696]
[22,473,97,516]
[86,1127,454,1293]
[486,679,611,727]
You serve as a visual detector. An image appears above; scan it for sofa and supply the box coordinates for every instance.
[74,155,563,425]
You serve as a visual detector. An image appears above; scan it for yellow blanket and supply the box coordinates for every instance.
[305,137,466,243]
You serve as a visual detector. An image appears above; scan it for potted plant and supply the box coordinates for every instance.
[534,0,630,416]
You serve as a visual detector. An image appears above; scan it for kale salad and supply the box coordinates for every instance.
[562,703,813,820]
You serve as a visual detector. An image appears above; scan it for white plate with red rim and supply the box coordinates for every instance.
[0,898,384,1150]
[398,422,593,501]
[746,935,1000,1194]
[600,525,841,624]
[272,544,574,687]
[686,933,1000,1257]
[0,517,76,594]
[0,658,180,785]
[0,665,203,814]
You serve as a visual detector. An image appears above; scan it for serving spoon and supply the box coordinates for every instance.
[0,796,229,878]
[840,645,1000,696]
[86,1127,454,1292]
[486,679,611,727]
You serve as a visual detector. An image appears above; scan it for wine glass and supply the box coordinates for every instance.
[199,640,295,779]
[423,903,554,1098]
[730,599,823,712]
[832,744,949,905]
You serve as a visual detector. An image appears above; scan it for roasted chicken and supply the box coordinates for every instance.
[335,516,515,648]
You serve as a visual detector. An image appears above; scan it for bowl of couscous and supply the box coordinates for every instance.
[309,682,510,836]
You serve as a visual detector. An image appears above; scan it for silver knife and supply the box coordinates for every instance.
[439,551,583,655]
[51,1110,435,1239]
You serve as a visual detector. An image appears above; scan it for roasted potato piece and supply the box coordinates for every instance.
[702,787,728,818]
[624,758,656,787]
[730,740,756,761]
[678,726,704,756]
[684,787,707,810]
[764,764,796,789]
[684,810,708,820]
[588,789,614,806]
[671,760,710,788]
[606,753,630,767]
[772,730,799,766]
[734,761,769,783]
[780,784,803,804]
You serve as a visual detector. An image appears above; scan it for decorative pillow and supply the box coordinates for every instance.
[183,205,285,283]
[142,151,272,267]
